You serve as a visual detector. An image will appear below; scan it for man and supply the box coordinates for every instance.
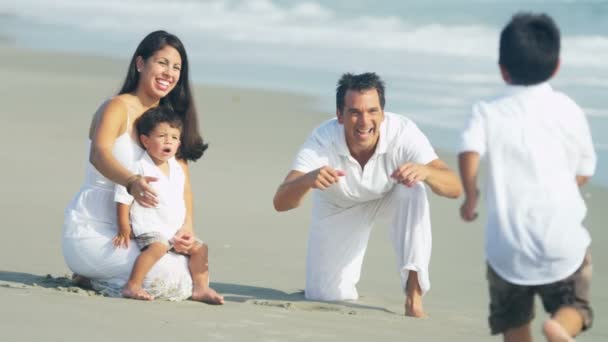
[273,72,461,317]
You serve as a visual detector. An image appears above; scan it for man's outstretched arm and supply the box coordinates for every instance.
[391,159,462,198]
[273,167,345,212]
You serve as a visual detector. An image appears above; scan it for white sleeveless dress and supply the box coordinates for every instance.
[62,108,193,300]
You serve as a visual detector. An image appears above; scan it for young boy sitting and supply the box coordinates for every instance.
[459,13,596,342]
[112,106,224,304]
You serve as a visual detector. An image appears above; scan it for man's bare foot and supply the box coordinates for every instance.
[405,296,427,318]
[543,319,574,342]
[404,271,426,318]
[122,284,154,301]
[191,286,224,305]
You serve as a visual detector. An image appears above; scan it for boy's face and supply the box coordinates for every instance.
[140,122,181,164]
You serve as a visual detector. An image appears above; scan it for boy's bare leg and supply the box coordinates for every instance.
[405,270,426,318]
[122,242,168,300]
[504,322,532,342]
[542,307,582,342]
[188,243,224,304]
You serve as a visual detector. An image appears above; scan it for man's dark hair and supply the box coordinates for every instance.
[135,106,183,139]
[336,72,386,112]
[499,12,560,85]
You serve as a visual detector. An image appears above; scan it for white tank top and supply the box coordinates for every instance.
[64,100,144,235]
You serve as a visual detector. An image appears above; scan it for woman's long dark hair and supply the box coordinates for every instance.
[119,30,207,161]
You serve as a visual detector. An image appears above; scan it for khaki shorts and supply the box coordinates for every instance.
[135,232,203,255]
[487,253,593,335]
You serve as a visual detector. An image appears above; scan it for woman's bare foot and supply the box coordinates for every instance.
[191,286,224,305]
[543,319,574,342]
[121,283,154,301]
[405,296,427,318]
[72,274,92,289]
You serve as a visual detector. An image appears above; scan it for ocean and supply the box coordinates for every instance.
[1,0,606,184]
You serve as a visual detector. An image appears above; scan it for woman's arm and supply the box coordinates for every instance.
[89,98,134,187]
[89,98,157,206]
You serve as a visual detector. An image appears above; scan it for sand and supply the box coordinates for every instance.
[0,45,606,341]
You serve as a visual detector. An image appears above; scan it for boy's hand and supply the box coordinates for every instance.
[112,232,130,249]
[172,228,194,254]
[460,191,479,221]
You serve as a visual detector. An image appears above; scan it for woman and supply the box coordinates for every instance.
[63,30,222,303]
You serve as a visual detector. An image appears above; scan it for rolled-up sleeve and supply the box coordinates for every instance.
[460,102,487,156]
[398,120,438,165]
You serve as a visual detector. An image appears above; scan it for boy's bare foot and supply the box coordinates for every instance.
[405,296,427,318]
[122,284,154,301]
[191,286,224,305]
[543,319,574,342]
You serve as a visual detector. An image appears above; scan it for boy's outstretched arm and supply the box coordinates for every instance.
[458,152,480,221]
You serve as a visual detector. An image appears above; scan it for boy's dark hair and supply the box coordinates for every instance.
[499,12,560,85]
[136,106,183,140]
[336,72,386,112]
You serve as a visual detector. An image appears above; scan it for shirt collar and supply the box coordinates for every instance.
[335,115,388,157]
[504,82,552,96]
[140,152,177,178]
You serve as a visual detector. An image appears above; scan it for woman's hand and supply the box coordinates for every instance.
[130,176,159,207]
[171,228,194,254]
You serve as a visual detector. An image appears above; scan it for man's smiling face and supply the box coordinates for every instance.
[337,88,385,158]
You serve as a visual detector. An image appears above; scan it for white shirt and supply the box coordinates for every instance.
[115,152,186,241]
[292,112,437,209]
[460,82,596,285]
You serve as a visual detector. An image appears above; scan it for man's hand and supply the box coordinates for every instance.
[308,166,346,190]
[273,166,345,212]
[460,190,479,221]
[391,163,429,187]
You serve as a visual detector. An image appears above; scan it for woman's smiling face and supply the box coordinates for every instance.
[137,45,182,100]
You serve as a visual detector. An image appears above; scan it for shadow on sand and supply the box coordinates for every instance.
[211,282,396,315]
[0,271,74,289]
[0,271,395,315]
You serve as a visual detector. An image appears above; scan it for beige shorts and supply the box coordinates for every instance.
[135,232,203,255]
